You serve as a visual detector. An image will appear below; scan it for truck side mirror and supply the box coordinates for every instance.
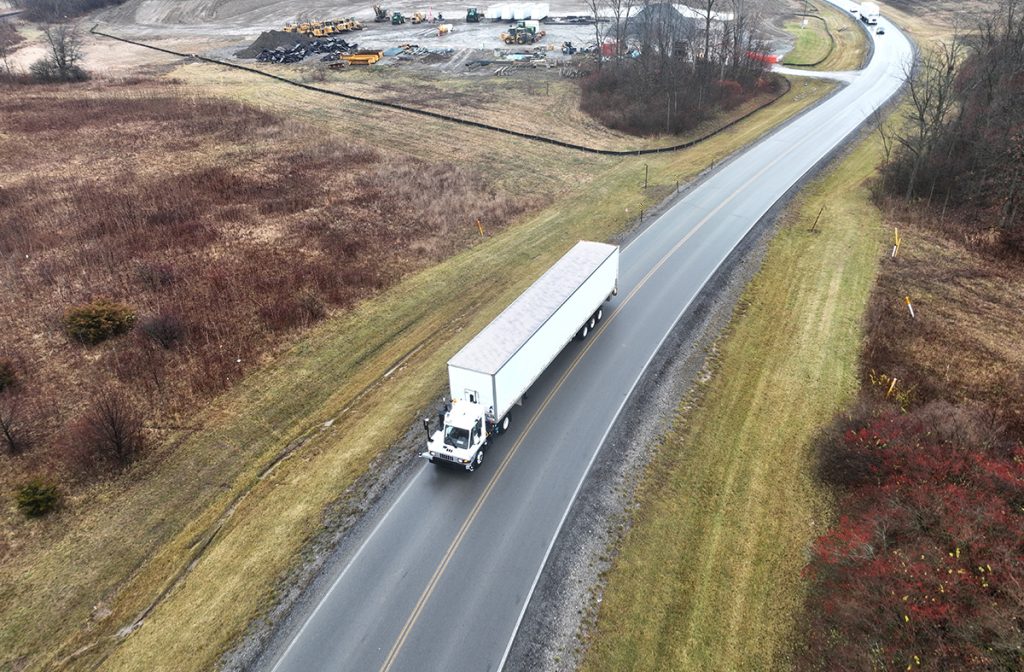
[422,418,431,437]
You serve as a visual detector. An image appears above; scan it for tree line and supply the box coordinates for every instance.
[578,0,775,136]
[880,0,1024,252]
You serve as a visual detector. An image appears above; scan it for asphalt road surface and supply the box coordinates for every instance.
[263,9,912,672]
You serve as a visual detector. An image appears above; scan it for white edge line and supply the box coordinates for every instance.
[495,27,910,672]
[495,203,761,672]
[269,462,427,672]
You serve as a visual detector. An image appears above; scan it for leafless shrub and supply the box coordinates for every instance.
[0,392,33,455]
[70,390,144,471]
[0,358,17,392]
[138,312,185,349]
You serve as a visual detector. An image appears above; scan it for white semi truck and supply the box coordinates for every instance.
[423,240,619,472]
[859,1,880,24]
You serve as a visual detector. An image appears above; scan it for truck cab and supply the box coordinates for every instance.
[424,399,491,471]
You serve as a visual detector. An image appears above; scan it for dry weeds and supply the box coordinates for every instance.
[863,200,1024,433]
[0,79,529,544]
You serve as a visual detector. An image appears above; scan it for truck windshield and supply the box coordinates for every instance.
[444,425,470,449]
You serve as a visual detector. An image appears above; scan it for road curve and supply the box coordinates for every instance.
[260,9,911,672]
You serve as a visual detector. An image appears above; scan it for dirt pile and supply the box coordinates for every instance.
[235,30,310,58]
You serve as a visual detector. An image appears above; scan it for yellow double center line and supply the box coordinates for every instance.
[379,139,802,672]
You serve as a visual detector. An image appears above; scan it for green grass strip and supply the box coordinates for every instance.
[581,131,886,671]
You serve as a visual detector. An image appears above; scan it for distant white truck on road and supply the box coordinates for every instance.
[859,1,880,24]
[423,241,619,472]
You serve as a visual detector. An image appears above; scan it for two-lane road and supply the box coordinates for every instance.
[262,9,912,672]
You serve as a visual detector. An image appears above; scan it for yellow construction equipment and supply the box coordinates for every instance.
[340,50,383,65]
[282,17,363,36]
[500,20,545,44]
[410,11,426,23]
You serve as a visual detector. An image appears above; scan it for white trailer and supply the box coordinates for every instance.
[859,1,880,24]
[423,241,619,472]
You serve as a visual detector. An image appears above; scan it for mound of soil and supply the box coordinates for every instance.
[235,30,311,58]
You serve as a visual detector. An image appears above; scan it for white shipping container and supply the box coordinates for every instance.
[447,241,619,423]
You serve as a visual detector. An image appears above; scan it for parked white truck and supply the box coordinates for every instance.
[859,1,880,24]
[423,240,619,472]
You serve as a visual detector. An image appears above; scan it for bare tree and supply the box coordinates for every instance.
[0,393,31,455]
[698,0,719,61]
[606,0,636,59]
[30,22,87,81]
[79,390,144,467]
[583,0,607,67]
[1001,132,1023,229]
[894,36,964,199]
[0,32,11,76]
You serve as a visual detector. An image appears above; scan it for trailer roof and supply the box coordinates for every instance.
[448,241,617,376]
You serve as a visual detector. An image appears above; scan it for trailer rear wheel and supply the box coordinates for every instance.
[501,415,510,432]
[588,315,597,330]
[578,324,589,340]
[596,307,603,322]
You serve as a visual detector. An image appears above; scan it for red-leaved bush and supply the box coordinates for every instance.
[798,404,1024,671]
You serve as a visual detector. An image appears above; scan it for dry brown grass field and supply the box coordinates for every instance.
[0,78,529,545]
[863,201,1024,433]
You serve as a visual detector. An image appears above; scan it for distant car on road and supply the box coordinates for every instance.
[876,27,885,34]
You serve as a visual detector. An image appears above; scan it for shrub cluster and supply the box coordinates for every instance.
[579,57,774,137]
[16,479,60,517]
[63,298,136,345]
[798,404,1024,671]
[29,59,88,83]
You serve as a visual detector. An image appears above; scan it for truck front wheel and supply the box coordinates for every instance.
[501,415,510,432]
[468,449,483,471]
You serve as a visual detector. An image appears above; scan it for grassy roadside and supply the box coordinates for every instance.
[580,128,888,670]
[782,15,833,66]
[784,0,868,71]
[0,70,836,671]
